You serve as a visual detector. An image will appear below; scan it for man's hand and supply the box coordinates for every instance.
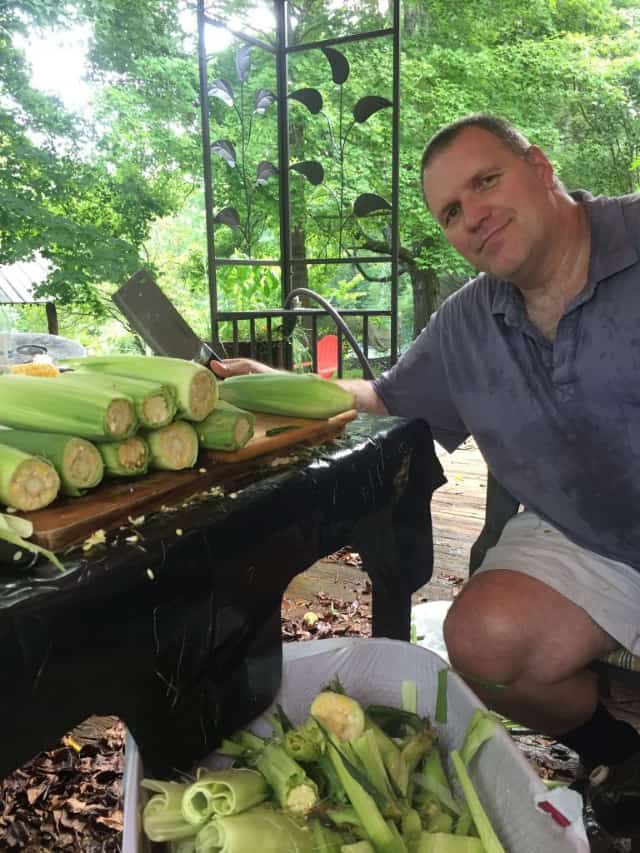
[210,358,280,378]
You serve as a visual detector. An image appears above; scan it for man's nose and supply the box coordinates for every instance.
[462,195,491,231]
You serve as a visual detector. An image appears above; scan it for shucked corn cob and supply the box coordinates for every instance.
[218,373,355,419]
[98,436,150,477]
[0,443,60,511]
[143,421,199,470]
[60,371,177,429]
[196,400,255,451]
[0,374,137,441]
[60,355,218,422]
[0,429,104,496]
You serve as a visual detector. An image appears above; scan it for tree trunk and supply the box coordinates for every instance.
[403,1,429,36]
[288,105,310,294]
[409,265,439,337]
[357,235,440,340]
[291,225,309,291]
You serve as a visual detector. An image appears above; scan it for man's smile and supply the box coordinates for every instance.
[477,219,511,254]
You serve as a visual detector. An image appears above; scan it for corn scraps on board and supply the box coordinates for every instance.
[20,410,356,551]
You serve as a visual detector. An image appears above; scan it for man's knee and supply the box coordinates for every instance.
[443,575,531,682]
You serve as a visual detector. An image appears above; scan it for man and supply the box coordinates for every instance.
[212,115,640,783]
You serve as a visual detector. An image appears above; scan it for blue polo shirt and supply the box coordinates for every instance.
[375,191,640,571]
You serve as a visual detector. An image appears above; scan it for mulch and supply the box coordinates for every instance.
[0,719,125,852]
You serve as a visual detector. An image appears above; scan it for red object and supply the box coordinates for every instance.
[316,334,338,378]
[537,800,571,828]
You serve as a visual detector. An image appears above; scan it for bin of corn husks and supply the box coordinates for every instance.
[121,638,588,853]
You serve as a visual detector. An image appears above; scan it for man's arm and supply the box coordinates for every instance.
[334,378,388,414]
[210,358,388,415]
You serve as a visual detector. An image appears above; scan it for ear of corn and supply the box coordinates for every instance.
[196,400,255,451]
[0,429,104,496]
[0,374,137,441]
[9,362,60,377]
[310,692,366,742]
[60,355,217,422]
[218,373,355,419]
[60,371,177,429]
[98,436,150,477]
[0,443,60,511]
[192,807,312,853]
[413,833,485,852]
[140,780,199,843]
[143,421,199,470]
[181,769,269,823]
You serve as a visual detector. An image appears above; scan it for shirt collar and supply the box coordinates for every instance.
[578,190,639,290]
[489,191,639,321]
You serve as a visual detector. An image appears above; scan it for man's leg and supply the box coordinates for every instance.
[443,569,639,766]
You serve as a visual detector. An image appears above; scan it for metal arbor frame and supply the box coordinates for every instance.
[196,0,401,373]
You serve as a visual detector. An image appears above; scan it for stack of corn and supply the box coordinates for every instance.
[0,355,355,513]
[0,355,217,512]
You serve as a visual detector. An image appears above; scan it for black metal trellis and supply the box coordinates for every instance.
[196,0,401,372]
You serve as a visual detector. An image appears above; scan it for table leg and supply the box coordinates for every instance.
[371,578,411,641]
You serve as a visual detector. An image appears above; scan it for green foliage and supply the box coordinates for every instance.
[217,265,281,314]
[1,0,197,323]
[3,0,640,356]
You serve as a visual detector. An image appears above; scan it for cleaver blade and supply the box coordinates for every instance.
[112,270,225,364]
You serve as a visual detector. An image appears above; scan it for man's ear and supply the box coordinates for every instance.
[525,145,555,187]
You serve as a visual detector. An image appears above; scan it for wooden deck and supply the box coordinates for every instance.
[285,437,485,603]
[424,438,485,598]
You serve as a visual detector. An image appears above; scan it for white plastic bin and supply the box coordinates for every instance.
[122,638,588,853]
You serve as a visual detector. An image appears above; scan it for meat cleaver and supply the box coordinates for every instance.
[112,270,226,363]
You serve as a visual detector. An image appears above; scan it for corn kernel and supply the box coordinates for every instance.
[10,362,60,377]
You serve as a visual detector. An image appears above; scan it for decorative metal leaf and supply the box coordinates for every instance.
[353,193,391,216]
[290,160,324,186]
[213,207,241,229]
[207,78,234,107]
[254,88,277,115]
[256,161,278,185]
[236,44,252,84]
[211,139,237,168]
[289,88,323,115]
[353,95,393,123]
[321,47,350,85]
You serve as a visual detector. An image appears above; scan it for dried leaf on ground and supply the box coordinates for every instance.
[323,546,363,568]
[281,589,371,642]
[0,718,125,852]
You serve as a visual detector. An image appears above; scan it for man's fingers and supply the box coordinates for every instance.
[210,360,230,377]
[209,358,259,377]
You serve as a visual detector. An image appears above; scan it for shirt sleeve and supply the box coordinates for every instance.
[373,309,469,452]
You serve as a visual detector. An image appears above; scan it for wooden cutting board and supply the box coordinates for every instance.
[22,410,357,552]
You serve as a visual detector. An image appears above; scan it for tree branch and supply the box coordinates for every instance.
[353,261,408,282]
[356,233,417,267]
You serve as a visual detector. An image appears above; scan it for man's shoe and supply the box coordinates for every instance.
[588,751,640,839]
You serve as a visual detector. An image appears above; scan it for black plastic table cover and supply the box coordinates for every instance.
[0,415,445,779]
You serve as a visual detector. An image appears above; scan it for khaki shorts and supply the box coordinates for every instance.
[476,510,640,655]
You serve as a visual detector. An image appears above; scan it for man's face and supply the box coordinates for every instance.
[422,127,556,282]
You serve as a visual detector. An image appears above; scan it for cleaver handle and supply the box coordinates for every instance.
[199,340,224,365]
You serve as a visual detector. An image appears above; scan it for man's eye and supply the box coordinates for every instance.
[444,205,459,226]
[479,173,499,188]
